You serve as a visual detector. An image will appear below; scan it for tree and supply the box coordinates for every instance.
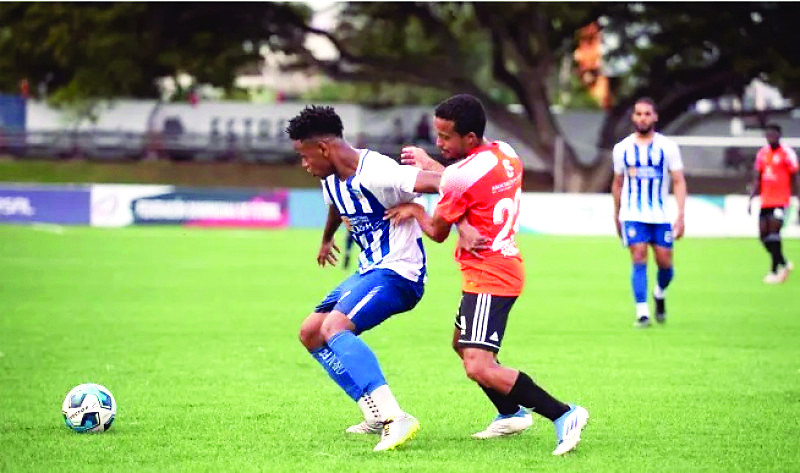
[284,2,800,191]
[0,2,310,102]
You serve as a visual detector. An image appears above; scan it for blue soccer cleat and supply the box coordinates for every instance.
[552,404,589,456]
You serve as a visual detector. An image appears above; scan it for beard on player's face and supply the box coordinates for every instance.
[635,123,654,135]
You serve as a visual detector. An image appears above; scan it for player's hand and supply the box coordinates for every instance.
[747,197,753,215]
[400,146,441,171]
[615,219,622,239]
[317,240,340,267]
[384,203,424,225]
[456,220,491,259]
[673,215,685,240]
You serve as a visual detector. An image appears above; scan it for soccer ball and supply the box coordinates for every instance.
[62,383,117,433]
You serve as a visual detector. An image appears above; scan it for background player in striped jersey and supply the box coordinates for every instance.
[287,105,441,452]
[748,123,799,284]
[611,97,687,328]
[387,94,588,456]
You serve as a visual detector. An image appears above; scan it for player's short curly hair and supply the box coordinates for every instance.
[434,94,486,139]
[765,123,782,134]
[286,105,343,141]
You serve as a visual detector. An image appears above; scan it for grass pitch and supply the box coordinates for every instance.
[0,225,798,472]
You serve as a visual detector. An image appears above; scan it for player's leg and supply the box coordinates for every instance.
[652,224,675,323]
[450,325,530,439]
[762,208,790,283]
[457,293,587,453]
[301,273,369,403]
[321,269,424,451]
[623,222,651,327]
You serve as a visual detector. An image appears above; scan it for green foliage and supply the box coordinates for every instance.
[1,226,799,472]
[302,79,449,106]
[0,2,311,102]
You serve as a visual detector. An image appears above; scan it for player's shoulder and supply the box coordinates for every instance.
[780,144,798,159]
[358,149,398,174]
[613,134,635,151]
[653,132,677,148]
[441,144,501,195]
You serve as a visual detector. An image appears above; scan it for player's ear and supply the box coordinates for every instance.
[465,132,479,147]
[316,138,330,158]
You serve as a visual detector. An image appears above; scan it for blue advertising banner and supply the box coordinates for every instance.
[0,186,90,224]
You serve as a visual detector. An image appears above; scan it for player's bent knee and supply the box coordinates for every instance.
[320,311,356,341]
[298,313,326,350]
[462,357,493,385]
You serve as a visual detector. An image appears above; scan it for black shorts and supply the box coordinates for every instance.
[760,206,786,221]
[453,292,517,353]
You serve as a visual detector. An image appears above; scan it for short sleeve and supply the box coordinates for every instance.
[612,142,626,174]
[786,147,799,173]
[435,166,470,223]
[664,140,684,172]
[359,157,420,197]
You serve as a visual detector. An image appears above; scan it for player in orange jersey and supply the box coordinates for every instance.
[386,94,588,456]
[748,123,799,284]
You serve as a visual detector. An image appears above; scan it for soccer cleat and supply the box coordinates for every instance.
[471,407,533,439]
[654,296,666,324]
[634,315,651,328]
[552,404,589,456]
[777,261,793,282]
[763,272,782,284]
[373,413,420,452]
[346,420,382,435]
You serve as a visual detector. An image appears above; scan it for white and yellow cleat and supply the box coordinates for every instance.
[345,420,382,435]
[552,405,589,456]
[471,407,533,439]
[373,414,420,452]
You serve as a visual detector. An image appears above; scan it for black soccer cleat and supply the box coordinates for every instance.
[654,297,666,324]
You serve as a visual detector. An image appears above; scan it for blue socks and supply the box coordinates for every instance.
[310,344,362,401]
[631,263,647,303]
[657,266,673,291]
[310,331,387,402]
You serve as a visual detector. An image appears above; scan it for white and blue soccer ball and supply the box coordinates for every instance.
[62,383,116,433]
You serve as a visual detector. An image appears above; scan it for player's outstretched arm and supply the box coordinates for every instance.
[413,170,443,194]
[671,170,687,239]
[385,203,451,243]
[318,205,342,267]
[401,146,445,172]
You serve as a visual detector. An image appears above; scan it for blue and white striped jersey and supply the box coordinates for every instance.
[321,149,426,283]
[612,133,684,224]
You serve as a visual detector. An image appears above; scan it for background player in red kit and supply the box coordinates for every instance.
[748,123,799,284]
[386,94,588,456]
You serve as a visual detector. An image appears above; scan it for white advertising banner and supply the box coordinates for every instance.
[515,193,799,238]
[91,184,175,227]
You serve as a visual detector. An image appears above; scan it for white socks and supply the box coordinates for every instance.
[653,285,665,299]
[357,385,403,425]
[636,302,650,318]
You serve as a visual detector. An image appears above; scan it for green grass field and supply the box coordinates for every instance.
[1,225,798,472]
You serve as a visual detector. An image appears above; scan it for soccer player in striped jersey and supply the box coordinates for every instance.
[748,123,799,284]
[611,97,687,327]
[387,94,588,456]
[288,105,441,452]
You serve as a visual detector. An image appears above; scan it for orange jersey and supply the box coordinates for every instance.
[436,141,524,296]
[755,144,799,208]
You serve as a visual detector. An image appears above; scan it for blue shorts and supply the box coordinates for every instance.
[314,268,424,335]
[622,221,673,248]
